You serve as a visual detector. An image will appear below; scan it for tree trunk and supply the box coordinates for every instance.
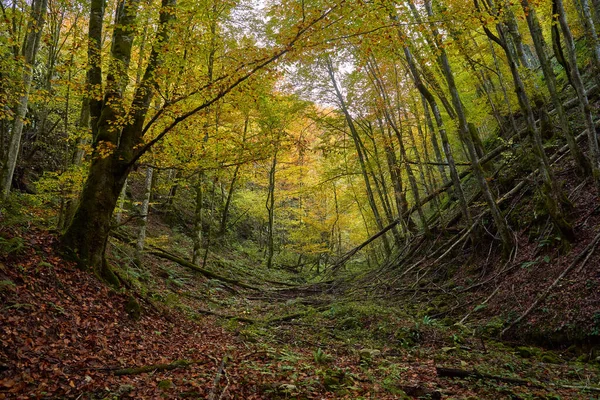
[61,0,149,274]
[326,56,391,255]
[0,0,48,199]
[521,0,590,175]
[581,0,600,85]
[136,166,153,259]
[551,1,573,85]
[425,0,514,254]
[396,123,431,236]
[488,0,574,238]
[378,118,414,233]
[219,115,248,235]
[488,38,519,135]
[356,121,403,244]
[164,169,181,209]
[406,115,434,202]
[265,149,277,269]
[367,59,415,234]
[400,43,472,227]
[201,175,217,268]
[413,105,442,215]
[554,0,600,193]
[61,155,129,281]
[421,95,450,184]
[192,173,204,265]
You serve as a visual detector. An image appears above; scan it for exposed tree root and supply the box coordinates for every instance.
[333,119,600,271]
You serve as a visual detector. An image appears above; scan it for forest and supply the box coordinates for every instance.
[1,0,600,397]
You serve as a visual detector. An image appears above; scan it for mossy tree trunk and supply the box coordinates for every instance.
[61,0,175,275]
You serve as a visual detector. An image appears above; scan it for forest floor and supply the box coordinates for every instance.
[1,222,600,399]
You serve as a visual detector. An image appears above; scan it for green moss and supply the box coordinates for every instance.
[516,346,541,359]
[0,280,16,292]
[480,316,505,337]
[100,261,121,287]
[125,295,141,320]
[322,368,351,392]
[338,317,361,330]
[541,353,561,364]
[158,379,173,390]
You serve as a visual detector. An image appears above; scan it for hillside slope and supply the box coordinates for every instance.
[1,225,600,399]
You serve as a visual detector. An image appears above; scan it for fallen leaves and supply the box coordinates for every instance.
[1,227,597,399]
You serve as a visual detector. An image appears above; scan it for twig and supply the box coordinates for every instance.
[458,260,516,293]
[218,367,230,400]
[558,384,600,393]
[208,355,228,400]
[432,220,478,265]
[459,285,500,325]
[575,243,597,273]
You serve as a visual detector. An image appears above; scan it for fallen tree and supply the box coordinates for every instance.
[148,249,261,290]
[110,229,260,290]
[333,119,600,269]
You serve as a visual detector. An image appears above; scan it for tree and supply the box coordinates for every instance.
[60,0,342,277]
[0,0,49,199]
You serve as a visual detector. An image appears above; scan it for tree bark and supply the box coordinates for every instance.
[192,173,204,265]
[61,0,175,275]
[265,148,277,269]
[326,56,391,255]
[425,0,514,254]
[0,0,48,199]
[554,0,600,193]
[136,166,153,258]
